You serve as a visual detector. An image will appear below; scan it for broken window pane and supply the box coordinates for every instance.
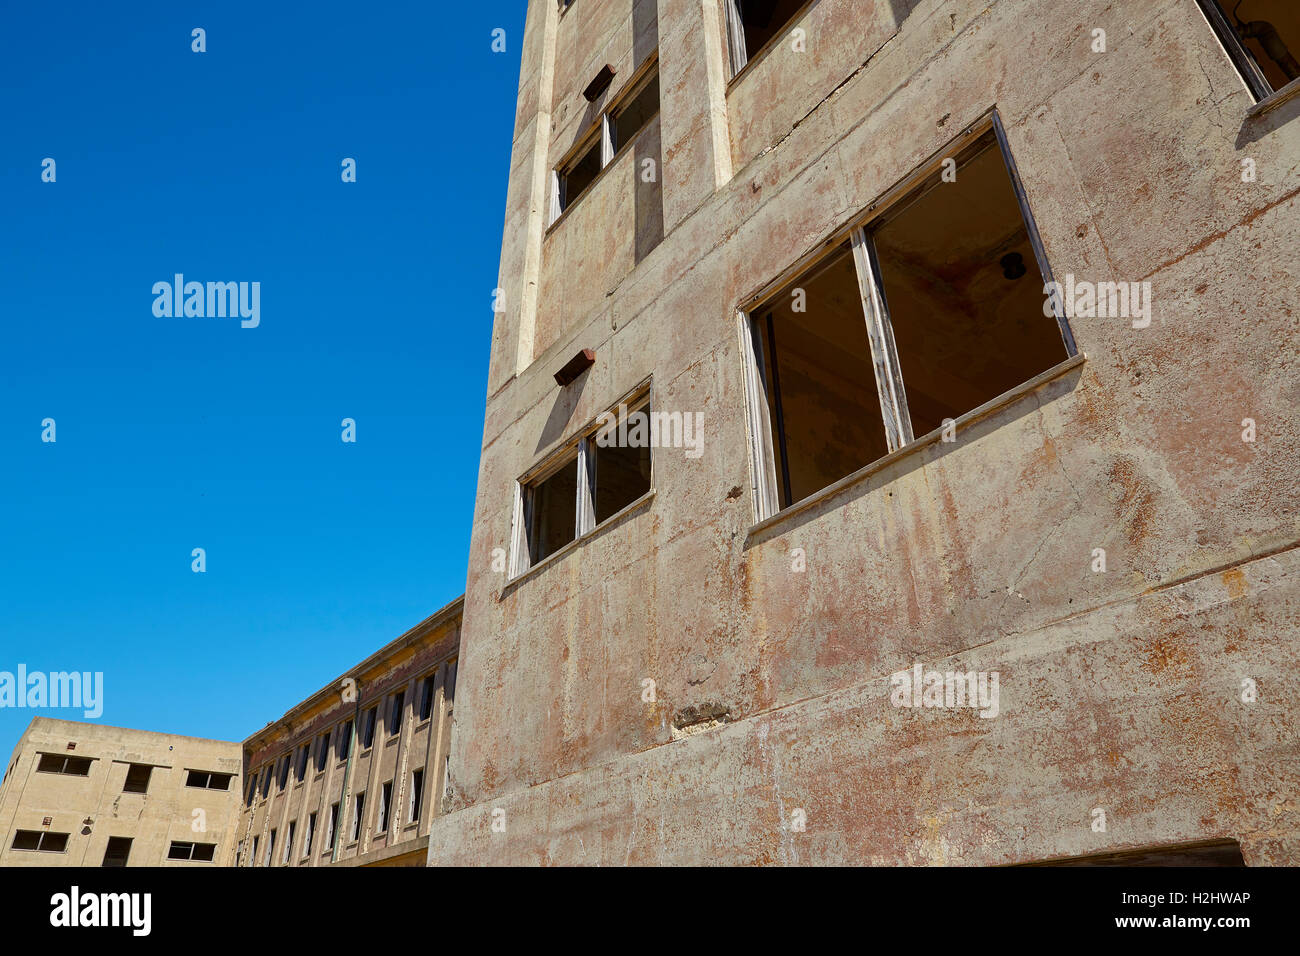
[870,132,1069,438]
[526,455,579,564]
[102,836,132,867]
[731,0,807,68]
[388,691,405,737]
[755,242,892,508]
[419,674,435,720]
[410,768,424,823]
[123,763,152,794]
[613,72,659,152]
[361,708,377,748]
[560,139,602,213]
[1202,0,1300,94]
[594,401,653,523]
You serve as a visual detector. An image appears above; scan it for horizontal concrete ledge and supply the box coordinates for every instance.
[335,834,428,867]
[746,351,1088,545]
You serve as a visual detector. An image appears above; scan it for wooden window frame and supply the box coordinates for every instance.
[549,52,661,228]
[510,383,654,579]
[738,110,1076,523]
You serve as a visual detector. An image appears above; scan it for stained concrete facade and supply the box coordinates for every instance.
[433,0,1300,865]
[0,717,242,867]
[236,598,461,867]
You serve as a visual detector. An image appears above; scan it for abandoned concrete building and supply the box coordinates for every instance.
[4,0,1297,869]
[423,0,1300,865]
[0,718,243,867]
[234,599,461,867]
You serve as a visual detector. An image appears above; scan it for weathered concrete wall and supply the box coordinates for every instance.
[0,718,242,867]
[442,0,1300,865]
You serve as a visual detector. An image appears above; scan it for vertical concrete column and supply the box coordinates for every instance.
[656,0,734,235]
[489,0,560,393]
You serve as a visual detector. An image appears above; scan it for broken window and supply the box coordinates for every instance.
[12,829,68,852]
[326,802,339,851]
[360,707,377,749]
[186,770,233,790]
[724,0,808,76]
[102,836,132,867]
[316,732,330,773]
[523,451,580,565]
[167,840,217,862]
[246,773,259,806]
[377,780,393,833]
[611,71,660,153]
[338,720,353,759]
[295,744,309,781]
[304,812,316,858]
[36,753,92,776]
[409,768,425,823]
[556,138,602,217]
[276,755,289,790]
[260,766,272,798]
[515,392,655,574]
[550,54,661,224]
[264,830,276,866]
[252,835,259,865]
[418,674,436,721]
[388,690,405,738]
[1197,1,1300,99]
[123,763,152,794]
[446,661,457,705]
[284,820,296,863]
[350,792,365,843]
[741,120,1074,517]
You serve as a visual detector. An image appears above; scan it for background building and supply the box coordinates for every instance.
[236,598,461,867]
[0,717,242,867]
[430,0,1300,864]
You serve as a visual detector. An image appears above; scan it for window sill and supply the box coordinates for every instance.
[501,488,656,595]
[1248,76,1300,118]
[746,352,1087,542]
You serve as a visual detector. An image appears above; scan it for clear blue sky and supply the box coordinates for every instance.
[0,2,524,749]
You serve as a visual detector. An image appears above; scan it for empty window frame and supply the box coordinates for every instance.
[167,841,217,862]
[409,768,425,824]
[304,812,316,859]
[123,763,152,794]
[283,820,296,863]
[377,780,393,834]
[418,673,436,721]
[276,755,290,791]
[260,765,272,798]
[325,802,339,852]
[360,707,377,749]
[252,835,259,865]
[445,660,457,705]
[513,393,653,574]
[11,829,69,852]
[741,118,1075,518]
[295,743,309,781]
[350,792,365,843]
[724,0,809,77]
[186,770,233,790]
[388,691,405,738]
[264,830,276,866]
[1196,0,1300,100]
[338,720,353,760]
[36,753,92,776]
[102,836,132,867]
[246,773,259,806]
[315,732,330,773]
[550,54,661,223]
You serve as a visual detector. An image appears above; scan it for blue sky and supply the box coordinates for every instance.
[0,2,524,749]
